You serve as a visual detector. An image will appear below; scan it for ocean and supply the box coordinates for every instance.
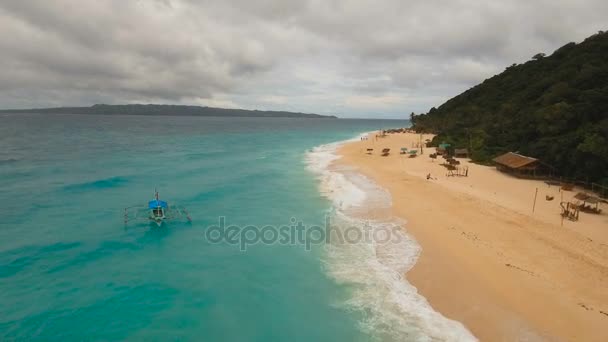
[0,114,474,341]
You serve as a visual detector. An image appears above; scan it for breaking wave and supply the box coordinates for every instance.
[305,134,477,341]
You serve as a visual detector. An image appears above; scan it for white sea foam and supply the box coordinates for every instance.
[306,135,477,342]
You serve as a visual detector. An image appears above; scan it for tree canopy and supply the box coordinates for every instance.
[412,31,608,185]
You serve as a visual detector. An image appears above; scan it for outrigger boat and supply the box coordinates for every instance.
[124,190,192,227]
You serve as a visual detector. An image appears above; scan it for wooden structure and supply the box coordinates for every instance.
[574,192,602,214]
[454,148,469,158]
[436,143,451,156]
[447,166,469,177]
[560,202,579,221]
[381,148,390,156]
[493,152,544,177]
[561,183,574,191]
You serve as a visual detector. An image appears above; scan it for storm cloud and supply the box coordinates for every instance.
[0,0,606,118]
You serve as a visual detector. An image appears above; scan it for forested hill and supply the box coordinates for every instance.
[0,104,337,119]
[411,30,608,184]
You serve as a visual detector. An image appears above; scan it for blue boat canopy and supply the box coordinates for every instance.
[148,200,168,209]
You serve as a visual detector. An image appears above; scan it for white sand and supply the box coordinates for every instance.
[337,132,608,341]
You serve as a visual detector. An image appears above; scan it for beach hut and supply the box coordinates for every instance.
[574,192,602,214]
[492,152,543,178]
[436,143,451,155]
[454,148,469,158]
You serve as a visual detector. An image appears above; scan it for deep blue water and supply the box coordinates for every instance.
[0,114,408,341]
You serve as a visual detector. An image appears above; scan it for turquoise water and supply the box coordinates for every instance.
[0,114,409,341]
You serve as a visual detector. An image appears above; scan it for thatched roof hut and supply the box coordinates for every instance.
[574,192,602,213]
[454,148,469,158]
[493,152,544,177]
[436,143,451,155]
[574,192,599,204]
[493,152,537,169]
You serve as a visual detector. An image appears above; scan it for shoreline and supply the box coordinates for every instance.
[335,132,608,341]
[306,136,477,341]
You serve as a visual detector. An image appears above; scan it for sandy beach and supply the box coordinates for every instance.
[337,132,608,341]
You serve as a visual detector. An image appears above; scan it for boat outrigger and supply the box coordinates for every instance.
[124,190,192,227]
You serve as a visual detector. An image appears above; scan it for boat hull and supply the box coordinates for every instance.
[150,216,164,227]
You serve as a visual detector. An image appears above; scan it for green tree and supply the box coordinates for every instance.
[411,31,608,183]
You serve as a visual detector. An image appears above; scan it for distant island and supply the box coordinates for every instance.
[0,104,338,119]
[411,30,608,185]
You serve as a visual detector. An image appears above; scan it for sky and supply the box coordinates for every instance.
[0,1,606,118]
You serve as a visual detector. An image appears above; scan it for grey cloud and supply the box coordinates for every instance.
[0,0,606,118]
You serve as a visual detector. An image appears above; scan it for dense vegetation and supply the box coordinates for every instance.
[0,104,337,119]
[412,31,608,185]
